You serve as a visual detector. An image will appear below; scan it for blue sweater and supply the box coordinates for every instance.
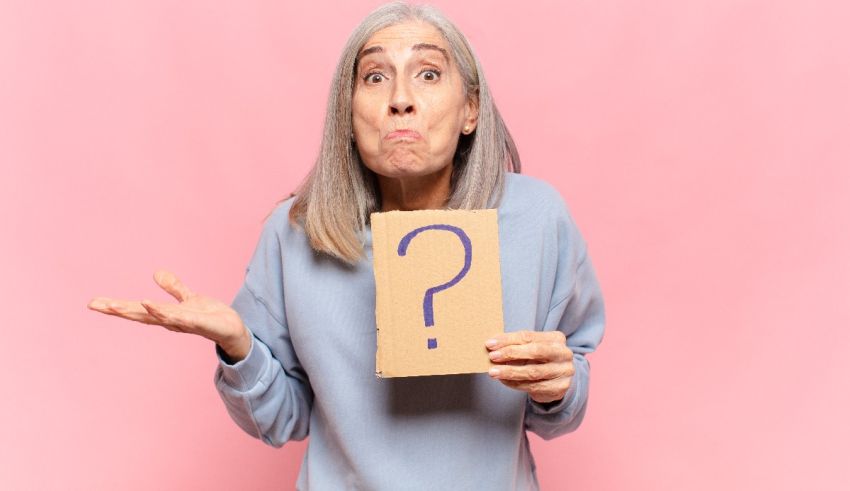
[214,173,606,490]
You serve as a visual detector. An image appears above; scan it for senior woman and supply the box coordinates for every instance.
[89,2,605,490]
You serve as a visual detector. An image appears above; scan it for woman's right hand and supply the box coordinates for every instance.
[87,270,251,362]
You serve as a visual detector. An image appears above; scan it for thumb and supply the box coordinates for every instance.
[153,270,194,302]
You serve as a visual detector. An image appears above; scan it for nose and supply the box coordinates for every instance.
[388,79,415,116]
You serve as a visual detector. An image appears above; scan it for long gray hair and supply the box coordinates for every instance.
[289,1,521,264]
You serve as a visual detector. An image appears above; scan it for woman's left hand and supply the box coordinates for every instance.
[485,330,575,404]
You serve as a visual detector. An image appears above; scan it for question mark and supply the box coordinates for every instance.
[397,224,472,350]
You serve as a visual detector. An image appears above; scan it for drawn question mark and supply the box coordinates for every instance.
[397,224,472,350]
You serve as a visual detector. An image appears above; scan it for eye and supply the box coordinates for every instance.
[364,72,385,84]
[420,69,441,82]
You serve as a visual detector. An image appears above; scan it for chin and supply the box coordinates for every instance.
[367,150,443,178]
[380,160,448,179]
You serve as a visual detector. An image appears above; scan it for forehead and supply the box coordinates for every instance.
[360,20,449,57]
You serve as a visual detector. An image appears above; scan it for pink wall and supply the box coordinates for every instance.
[2,0,848,489]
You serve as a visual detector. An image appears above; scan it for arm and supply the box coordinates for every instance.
[519,185,606,439]
[524,251,605,440]
[213,208,313,447]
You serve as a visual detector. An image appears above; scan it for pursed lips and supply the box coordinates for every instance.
[384,129,422,140]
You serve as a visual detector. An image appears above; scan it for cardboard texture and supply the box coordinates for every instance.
[371,209,504,377]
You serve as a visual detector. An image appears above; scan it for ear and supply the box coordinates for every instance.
[462,95,479,134]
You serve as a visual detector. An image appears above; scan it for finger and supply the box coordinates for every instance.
[87,297,112,311]
[89,297,147,315]
[153,270,194,302]
[489,342,572,364]
[502,359,529,366]
[141,301,201,333]
[485,330,567,350]
[88,298,162,326]
[500,373,574,389]
[488,361,572,382]
[500,378,551,392]
[500,377,572,403]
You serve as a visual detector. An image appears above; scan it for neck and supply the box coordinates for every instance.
[378,166,453,212]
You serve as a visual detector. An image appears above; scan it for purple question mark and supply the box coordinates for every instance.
[397,224,472,350]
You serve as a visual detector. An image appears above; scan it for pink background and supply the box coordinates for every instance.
[2,0,848,489]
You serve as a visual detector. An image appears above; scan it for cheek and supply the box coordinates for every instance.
[424,99,465,147]
[352,91,383,124]
[351,98,381,153]
[425,90,466,130]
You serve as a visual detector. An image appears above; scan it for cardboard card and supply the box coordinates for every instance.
[371,209,504,378]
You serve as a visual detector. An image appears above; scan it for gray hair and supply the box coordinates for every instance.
[289,1,521,264]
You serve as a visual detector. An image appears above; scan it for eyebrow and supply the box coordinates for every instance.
[357,43,451,64]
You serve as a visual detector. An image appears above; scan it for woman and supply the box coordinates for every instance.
[88,3,605,489]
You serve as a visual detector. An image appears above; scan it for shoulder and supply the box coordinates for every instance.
[260,196,298,235]
[266,196,296,224]
[500,173,587,253]
[241,196,314,279]
[502,173,573,221]
[248,196,305,253]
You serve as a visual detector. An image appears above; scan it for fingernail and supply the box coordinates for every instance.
[489,367,500,377]
[489,350,501,360]
[88,300,104,309]
[485,339,497,348]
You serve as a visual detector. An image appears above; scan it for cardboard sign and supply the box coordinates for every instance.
[371,209,504,377]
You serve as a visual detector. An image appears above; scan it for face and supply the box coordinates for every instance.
[352,20,478,180]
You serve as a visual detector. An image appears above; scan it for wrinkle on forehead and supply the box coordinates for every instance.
[357,21,452,65]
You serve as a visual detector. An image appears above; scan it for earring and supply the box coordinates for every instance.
[463,126,471,134]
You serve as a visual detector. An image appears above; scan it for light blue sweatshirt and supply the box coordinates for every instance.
[214,173,606,490]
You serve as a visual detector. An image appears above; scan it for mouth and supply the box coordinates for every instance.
[385,129,422,141]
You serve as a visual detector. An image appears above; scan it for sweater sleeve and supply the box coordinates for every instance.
[213,207,313,447]
[524,201,606,441]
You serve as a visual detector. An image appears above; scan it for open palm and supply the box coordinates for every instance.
[88,271,248,357]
